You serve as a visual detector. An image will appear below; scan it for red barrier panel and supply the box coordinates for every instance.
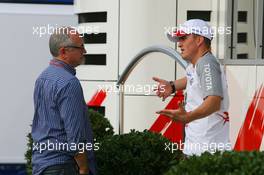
[234,84,264,151]
[149,91,184,143]
[87,89,107,106]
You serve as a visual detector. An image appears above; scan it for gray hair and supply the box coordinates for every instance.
[49,27,77,57]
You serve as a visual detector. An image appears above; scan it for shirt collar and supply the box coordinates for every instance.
[194,52,211,68]
[50,59,76,76]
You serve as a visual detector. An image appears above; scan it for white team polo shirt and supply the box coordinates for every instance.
[183,52,231,156]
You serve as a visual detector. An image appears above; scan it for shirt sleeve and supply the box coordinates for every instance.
[57,78,88,151]
[196,56,223,99]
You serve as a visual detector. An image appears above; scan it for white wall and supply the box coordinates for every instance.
[75,0,177,133]
[0,3,77,163]
[119,0,176,132]
[226,65,264,150]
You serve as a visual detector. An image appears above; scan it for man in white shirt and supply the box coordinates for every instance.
[154,19,231,156]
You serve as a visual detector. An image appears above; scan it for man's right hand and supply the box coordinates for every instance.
[74,152,89,174]
[152,77,173,101]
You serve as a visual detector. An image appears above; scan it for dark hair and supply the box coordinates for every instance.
[204,37,211,49]
[193,34,211,49]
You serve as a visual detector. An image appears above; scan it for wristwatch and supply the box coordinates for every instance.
[169,81,176,94]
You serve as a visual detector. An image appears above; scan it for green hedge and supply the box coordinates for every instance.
[25,133,33,175]
[25,109,182,175]
[88,109,114,141]
[26,108,264,175]
[164,151,264,175]
[96,130,182,175]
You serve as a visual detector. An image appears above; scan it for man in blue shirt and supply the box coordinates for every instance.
[32,27,96,175]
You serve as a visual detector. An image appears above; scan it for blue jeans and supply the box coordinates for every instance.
[41,163,79,175]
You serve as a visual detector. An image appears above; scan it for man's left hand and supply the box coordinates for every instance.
[156,101,190,123]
